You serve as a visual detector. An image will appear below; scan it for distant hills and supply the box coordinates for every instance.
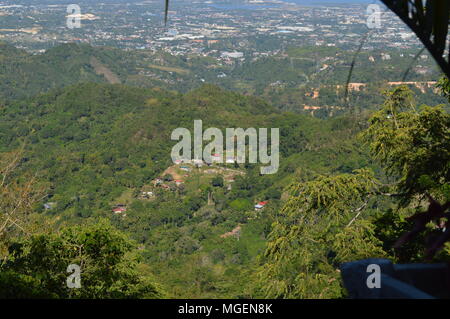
[0,42,120,100]
[0,42,171,101]
[0,41,445,117]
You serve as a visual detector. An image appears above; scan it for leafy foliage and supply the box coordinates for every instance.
[361,85,450,205]
[256,169,386,298]
[257,84,450,298]
[0,220,164,299]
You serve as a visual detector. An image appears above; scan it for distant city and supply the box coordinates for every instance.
[0,0,420,60]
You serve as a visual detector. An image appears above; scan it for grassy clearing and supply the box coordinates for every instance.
[147,64,190,75]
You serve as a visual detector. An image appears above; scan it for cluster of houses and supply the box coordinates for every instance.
[153,157,239,192]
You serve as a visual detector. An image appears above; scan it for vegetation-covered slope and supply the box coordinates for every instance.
[1,40,449,299]
[0,80,375,297]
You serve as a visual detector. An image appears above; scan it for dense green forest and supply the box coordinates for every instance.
[0,41,449,298]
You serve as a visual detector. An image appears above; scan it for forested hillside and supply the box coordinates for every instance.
[1,42,447,117]
[0,40,449,298]
[0,80,375,297]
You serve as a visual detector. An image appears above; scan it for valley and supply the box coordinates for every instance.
[1,1,449,300]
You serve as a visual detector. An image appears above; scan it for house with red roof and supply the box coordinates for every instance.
[112,206,127,214]
[254,201,268,210]
[174,180,184,186]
